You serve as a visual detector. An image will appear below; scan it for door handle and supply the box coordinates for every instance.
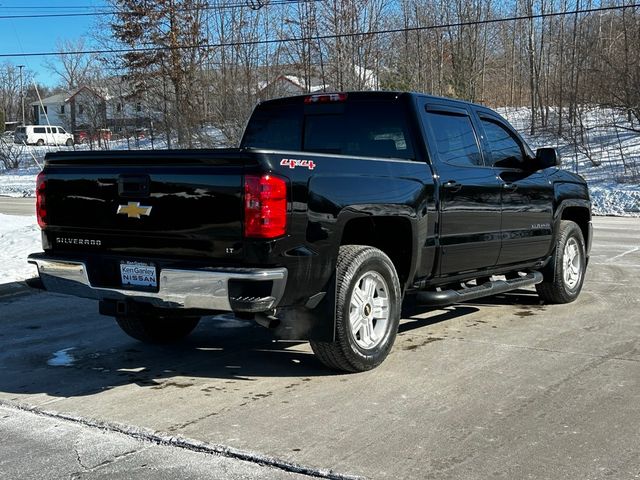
[502,182,518,192]
[442,180,462,192]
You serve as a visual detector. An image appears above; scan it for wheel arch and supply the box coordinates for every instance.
[339,214,416,290]
[555,200,592,254]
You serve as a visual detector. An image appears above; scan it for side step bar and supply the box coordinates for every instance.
[416,271,543,307]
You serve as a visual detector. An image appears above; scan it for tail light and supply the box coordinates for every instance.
[36,171,47,228]
[244,174,287,238]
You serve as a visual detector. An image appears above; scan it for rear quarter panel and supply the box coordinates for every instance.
[249,151,436,306]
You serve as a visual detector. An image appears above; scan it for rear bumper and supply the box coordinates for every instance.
[28,253,288,313]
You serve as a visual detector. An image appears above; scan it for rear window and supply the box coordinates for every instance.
[242,99,414,160]
[15,127,25,134]
[242,104,302,151]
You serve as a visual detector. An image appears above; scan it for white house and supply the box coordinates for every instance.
[31,92,69,127]
[31,86,146,133]
[257,74,328,99]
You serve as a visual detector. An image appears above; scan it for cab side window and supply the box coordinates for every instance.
[426,111,483,167]
[481,118,524,169]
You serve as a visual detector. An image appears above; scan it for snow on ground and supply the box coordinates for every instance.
[499,106,640,217]
[0,128,228,198]
[0,214,42,284]
[0,165,42,198]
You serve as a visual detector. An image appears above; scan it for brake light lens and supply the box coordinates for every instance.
[244,174,287,238]
[304,93,348,104]
[36,171,47,229]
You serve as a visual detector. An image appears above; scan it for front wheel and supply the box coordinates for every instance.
[536,220,586,304]
[116,315,200,343]
[310,245,402,372]
[65,138,74,147]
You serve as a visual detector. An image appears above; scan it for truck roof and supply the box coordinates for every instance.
[257,91,496,115]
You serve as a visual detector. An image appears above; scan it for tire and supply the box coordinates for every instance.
[310,245,402,372]
[536,220,586,304]
[66,138,74,147]
[36,139,44,146]
[115,315,200,344]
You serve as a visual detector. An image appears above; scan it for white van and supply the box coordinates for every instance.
[14,125,74,146]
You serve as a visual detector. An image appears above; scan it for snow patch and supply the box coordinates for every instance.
[0,214,42,284]
[47,348,76,367]
[589,182,640,217]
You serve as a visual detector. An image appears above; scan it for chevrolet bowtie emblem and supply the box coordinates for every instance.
[117,202,152,219]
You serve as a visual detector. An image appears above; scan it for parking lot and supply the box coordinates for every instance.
[0,216,639,479]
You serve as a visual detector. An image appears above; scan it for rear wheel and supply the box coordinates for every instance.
[115,315,200,343]
[536,220,586,304]
[36,139,44,146]
[310,245,401,372]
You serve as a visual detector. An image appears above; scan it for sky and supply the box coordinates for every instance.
[0,1,108,87]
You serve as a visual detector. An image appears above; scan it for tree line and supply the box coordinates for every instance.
[1,0,638,155]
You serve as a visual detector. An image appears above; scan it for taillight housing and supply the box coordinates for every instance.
[244,174,287,238]
[36,171,47,229]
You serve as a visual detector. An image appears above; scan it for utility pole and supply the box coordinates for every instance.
[17,65,25,125]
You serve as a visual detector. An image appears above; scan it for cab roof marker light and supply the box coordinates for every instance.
[304,93,348,104]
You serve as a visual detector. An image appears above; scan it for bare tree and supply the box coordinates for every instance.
[44,39,96,90]
[0,63,33,123]
[0,138,25,170]
[109,0,208,147]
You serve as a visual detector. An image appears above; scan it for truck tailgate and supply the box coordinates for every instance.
[41,150,249,262]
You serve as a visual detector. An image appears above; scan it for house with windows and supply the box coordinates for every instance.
[32,87,107,132]
[31,92,70,127]
[31,85,148,135]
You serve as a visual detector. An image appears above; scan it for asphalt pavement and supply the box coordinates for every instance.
[0,197,35,216]
[0,216,639,479]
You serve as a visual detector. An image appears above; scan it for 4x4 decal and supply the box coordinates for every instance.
[280,158,316,170]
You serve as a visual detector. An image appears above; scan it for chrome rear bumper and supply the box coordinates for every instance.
[28,254,287,312]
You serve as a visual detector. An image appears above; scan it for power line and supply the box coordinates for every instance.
[0,5,100,9]
[0,3,638,59]
[0,0,321,18]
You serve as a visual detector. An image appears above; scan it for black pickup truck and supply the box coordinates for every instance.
[29,91,592,372]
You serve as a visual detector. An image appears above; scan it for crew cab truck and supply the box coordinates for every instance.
[29,92,592,372]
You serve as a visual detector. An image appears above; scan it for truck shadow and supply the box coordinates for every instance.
[0,284,540,399]
[399,288,544,334]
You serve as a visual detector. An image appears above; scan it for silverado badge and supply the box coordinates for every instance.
[117,202,152,219]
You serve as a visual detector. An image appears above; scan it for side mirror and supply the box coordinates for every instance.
[535,147,560,169]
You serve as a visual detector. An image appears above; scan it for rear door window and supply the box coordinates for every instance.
[34,127,46,134]
[425,111,483,167]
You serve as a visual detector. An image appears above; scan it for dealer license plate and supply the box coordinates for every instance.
[120,261,157,288]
